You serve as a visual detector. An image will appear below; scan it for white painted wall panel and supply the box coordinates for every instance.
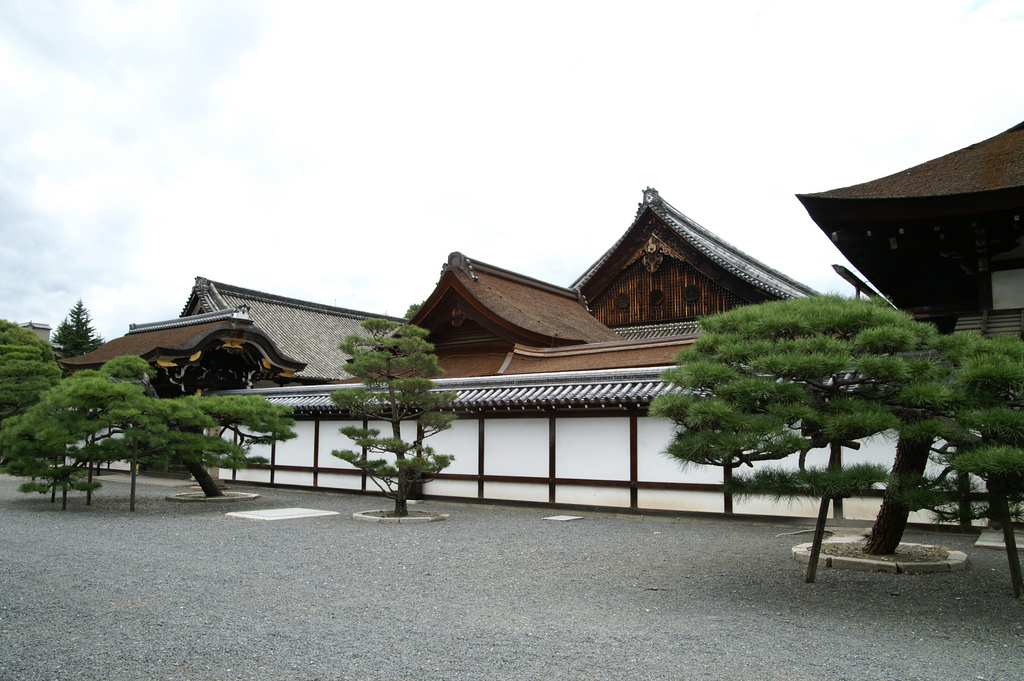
[556,417,629,481]
[318,420,364,469]
[638,489,724,513]
[486,481,548,503]
[273,421,316,467]
[424,479,477,498]
[485,418,548,477]
[234,468,271,483]
[556,485,629,508]
[430,420,478,475]
[316,472,363,491]
[274,470,313,487]
[734,495,819,518]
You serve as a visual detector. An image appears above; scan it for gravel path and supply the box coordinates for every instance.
[1,473,1021,681]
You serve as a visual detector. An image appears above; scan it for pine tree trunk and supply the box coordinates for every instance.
[182,458,224,497]
[989,477,1024,600]
[806,443,843,583]
[864,435,932,555]
[393,464,409,517]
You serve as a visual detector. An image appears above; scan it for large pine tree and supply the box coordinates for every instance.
[51,299,104,359]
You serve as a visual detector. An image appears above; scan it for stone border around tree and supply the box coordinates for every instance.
[165,492,261,502]
[792,536,968,574]
[353,509,450,523]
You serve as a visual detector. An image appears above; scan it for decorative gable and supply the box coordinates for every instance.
[576,188,815,330]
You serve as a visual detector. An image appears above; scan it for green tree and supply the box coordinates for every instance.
[938,332,1024,599]
[0,356,296,508]
[0,321,62,464]
[650,295,953,578]
[52,299,104,359]
[331,319,456,517]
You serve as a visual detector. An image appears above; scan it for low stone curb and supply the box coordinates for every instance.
[792,537,968,574]
[353,510,450,523]
[165,492,261,503]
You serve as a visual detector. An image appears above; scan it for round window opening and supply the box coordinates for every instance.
[683,285,701,303]
[649,289,665,308]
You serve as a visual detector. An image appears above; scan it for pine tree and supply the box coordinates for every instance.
[0,320,62,464]
[0,356,296,507]
[51,299,104,359]
[650,295,954,580]
[330,319,456,517]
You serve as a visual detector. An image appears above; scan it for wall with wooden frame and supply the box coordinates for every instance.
[217,410,934,524]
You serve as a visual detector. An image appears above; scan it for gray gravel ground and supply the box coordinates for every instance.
[1,473,1022,681]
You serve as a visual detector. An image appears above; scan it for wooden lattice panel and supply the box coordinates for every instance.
[590,257,745,327]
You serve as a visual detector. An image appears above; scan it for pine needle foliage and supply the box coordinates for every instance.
[330,319,456,517]
[0,356,295,507]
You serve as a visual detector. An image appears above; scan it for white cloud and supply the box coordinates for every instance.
[1,0,1021,339]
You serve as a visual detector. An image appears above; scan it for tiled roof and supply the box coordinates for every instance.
[573,188,816,300]
[58,317,303,376]
[614,320,701,340]
[217,366,675,413]
[415,253,622,346]
[183,277,402,382]
[800,120,1024,201]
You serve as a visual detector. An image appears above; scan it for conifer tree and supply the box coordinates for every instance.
[0,356,296,507]
[0,321,62,464]
[51,299,104,359]
[331,319,456,517]
[650,296,953,578]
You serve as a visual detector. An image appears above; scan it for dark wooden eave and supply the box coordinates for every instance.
[798,121,1024,317]
[59,310,306,393]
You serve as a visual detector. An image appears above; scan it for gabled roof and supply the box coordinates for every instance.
[410,252,622,350]
[574,188,816,301]
[58,308,304,377]
[183,277,402,382]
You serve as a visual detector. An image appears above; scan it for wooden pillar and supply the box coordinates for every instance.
[477,417,485,499]
[629,412,638,509]
[548,414,557,504]
[312,419,320,488]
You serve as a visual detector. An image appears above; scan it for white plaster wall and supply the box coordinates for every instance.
[246,441,273,466]
[485,481,549,503]
[430,419,478,475]
[734,495,819,518]
[274,421,316,467]
[316,471,363,491]
[274,470,313,487]
[842,496,883,522]
[484,418,548,477]
[638,489,724,513]
[318,420,364,472]
[556,417,629,481]
[233,468,271,483]
[424,479,477,498]
[556,485,629,508]
[638,416,723,484]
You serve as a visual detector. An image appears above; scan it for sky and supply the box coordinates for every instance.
[2,0,1023,342]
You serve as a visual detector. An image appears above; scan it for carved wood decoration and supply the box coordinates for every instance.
[590,256,744,327]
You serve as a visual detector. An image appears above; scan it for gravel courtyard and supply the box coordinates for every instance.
[1,473,1021,681]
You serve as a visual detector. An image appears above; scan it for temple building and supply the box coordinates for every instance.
[799,120,1024,336]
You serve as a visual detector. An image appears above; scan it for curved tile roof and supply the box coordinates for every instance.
[573,188,816,300]
[218,366,677,413]
[183,277,402,382]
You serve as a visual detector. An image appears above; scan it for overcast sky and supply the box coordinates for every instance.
[2,0,1022,342]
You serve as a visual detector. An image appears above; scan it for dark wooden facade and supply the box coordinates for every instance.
[575,189,815,331]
